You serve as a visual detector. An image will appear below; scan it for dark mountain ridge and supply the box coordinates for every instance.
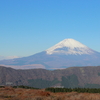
[1,65,100,88]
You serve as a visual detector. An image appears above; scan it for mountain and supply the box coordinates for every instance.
[46,38,94,55]
[1,65,100,88]
[0,38,100,69]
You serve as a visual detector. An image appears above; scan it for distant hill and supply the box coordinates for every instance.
[0,39,100,69]
[1,65,100,88]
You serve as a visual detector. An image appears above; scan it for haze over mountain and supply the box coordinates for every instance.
[0,38,100,69]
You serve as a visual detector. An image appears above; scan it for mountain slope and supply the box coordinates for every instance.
[1,65,100,88]
[0,39,100,69]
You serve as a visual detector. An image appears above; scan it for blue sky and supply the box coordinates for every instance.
[0,0,100,59]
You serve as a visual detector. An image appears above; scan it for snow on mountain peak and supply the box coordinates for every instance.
[46,38,94,55]
[56,38,86,48]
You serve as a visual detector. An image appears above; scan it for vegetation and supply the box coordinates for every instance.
[46,87,100,93]
[13,85,39,89]
[28,75,79,88]
[84,84,100,88]
[28,78,60,88]
[98,72,100,76]
[1,86,100,100]
[61,75,79,88]
[0,86,5,88]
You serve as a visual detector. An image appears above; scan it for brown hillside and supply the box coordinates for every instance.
[0,87,100,100]
[0,66,100,88]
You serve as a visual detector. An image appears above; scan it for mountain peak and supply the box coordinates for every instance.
[46,38,94,55]
[57,38,87,48]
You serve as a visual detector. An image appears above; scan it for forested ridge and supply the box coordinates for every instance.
[1,65,100,88]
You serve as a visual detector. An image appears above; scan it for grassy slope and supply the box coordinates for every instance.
[0,87,100,100]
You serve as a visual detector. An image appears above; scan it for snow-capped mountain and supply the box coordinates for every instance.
[46,39,94,55]
[0,38,100,69]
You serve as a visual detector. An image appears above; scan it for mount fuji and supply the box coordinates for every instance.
[0,39,100,69]
[46,39,94,55]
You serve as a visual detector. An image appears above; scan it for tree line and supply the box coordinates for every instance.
[0,85,39,89]
[45,87,100,93]
[13,85,39,89]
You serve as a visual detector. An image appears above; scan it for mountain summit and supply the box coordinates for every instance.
[46,39,94,55]
[0,38,100,69]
